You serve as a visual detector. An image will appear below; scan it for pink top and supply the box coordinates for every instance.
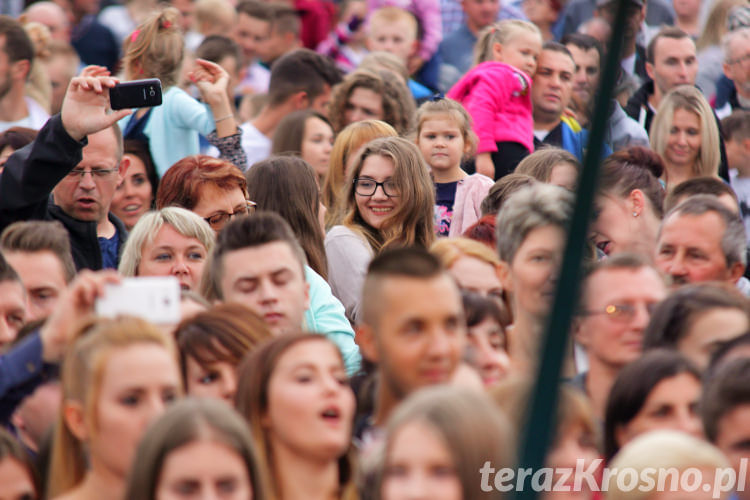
[447,61,534,154]
[367,0,442,60]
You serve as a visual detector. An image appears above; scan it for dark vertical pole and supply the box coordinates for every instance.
[512,1,630,498]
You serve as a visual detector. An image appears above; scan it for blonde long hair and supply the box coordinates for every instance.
[474,19,542,65]
[47,316,179,498]
[339,137,435,252]
[649,85,721,181]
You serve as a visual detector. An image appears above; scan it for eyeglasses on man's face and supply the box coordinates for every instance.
[204,200,257,230]
[580,302,658,323]
[353,178,399,197]
[66,168,119,179]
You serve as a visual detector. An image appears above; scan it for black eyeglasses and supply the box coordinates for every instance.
[580,302,658,323]
[353,178,399,197]
[204,200,256,230]
[67,168,118,179]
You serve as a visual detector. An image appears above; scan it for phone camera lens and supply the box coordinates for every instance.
[149,89,156,97]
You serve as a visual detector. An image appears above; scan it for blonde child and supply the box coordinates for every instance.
[447,20,543,180]
[415,98,494,237]
[119,7,242,176]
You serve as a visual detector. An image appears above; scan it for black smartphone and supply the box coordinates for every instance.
[109,79,163,110]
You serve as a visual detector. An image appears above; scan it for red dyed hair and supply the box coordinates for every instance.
[463,214,497,250]
[156,155,247,210]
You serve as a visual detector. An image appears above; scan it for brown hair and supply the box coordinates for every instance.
[647,26,692,64]
[328,69,415,135]
[266,49,342,107]
[702,357,750,442]
[235,333,356,500]
[0,126,37,151]
[271,109,332,158]
[598,146,665,218]
[322,119,397,217]
[480,173,537,216]
[175,303,272,385]
[0,427,39,497]
[245,156,328,279]
[515,146,581,183]
[123,7,184,88]
[155,155,247,210]
[1,220,76,283]
[664,176,739,213]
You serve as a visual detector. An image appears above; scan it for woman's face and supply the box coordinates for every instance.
[111,154,154,230]
[505,225,565,319]
[264,340,355,462]
[381,420,462,500]
[590,194,641,256]
[354,154,401,230]
[616,372,703,448]
[466,317,509,387]
[156,439,253,500]
[0,456,36,500]
[545,421,600,500]
[185,353,239,404]
[664,108,701,169]
[448,255,503,299]
[192,184,249,233]
[548,163,578,191]
[344,87,384,125]
[86,343,181,480]
[301,116,334,180]
[137,224,208,291]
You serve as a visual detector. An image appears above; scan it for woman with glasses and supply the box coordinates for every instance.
[325,137,434,323]
[154,155,253,233]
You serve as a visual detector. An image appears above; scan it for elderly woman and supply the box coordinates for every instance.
[119,206,215,291]
[650,85,721,191]
[155,155,252,233]
[495,183,574,374]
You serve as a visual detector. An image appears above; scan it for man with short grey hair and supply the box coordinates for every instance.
[717,27,750,119]
[654,195,748,292]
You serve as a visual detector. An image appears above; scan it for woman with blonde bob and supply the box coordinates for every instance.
[376,386,512,500]
[649,85,721,190]
[235,333,357,500]
[125,398,265,500]
[606,430,730,500]
[322,120,397,218]
[118,207,215,292]
[326,136,435,323]
[48,316,182,499]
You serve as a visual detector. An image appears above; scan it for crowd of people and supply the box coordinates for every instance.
[2,0,750,498]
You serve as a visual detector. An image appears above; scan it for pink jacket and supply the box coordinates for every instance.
[447,61,534,154]
[448,173,495,238]
[367,0,442,60]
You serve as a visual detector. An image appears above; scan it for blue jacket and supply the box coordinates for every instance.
[560,119,612,162]
[304,267,361,375]
[0,333,49,423]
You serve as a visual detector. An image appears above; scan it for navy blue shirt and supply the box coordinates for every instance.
[435,181,458,237]
[98,228,120,270]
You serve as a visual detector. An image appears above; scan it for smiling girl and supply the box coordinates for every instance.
[325,137,434,323]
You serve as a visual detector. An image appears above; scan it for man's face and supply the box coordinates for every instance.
[366,275,466,399]
[171,0,195,32]
[597,2,644,41]
[309,84,333,117]
[219,241,310,335]
[233,13,270,66]
[3,251,67,322]
[462,0,500,32]
[367,19,418,65]
[257,25,294,65]
[576,267,666,369]
[566,44,600,111]
[723,36,750,98]
[0,279,25,353]
[532,49,575,118]
[51,129,124,224]
[655,211,744,286]
[646,36,698,96]
[25,4,71,41]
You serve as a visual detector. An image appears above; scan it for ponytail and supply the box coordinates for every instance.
[123,7,184,87]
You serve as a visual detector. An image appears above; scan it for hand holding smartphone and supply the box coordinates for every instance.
[95,276,180,324]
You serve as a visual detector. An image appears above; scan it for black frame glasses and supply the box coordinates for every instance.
[353,178,399,197]
[203,200,257,229]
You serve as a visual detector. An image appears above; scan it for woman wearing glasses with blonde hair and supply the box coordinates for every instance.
[325,137,435,323]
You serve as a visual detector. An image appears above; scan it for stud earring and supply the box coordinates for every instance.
[633,212,639,217]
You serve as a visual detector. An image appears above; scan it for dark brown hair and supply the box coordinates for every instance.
[1,220,76,283]
[598,146,665,218]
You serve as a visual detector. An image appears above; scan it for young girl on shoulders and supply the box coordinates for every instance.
[415,97,494,237]
[447,20,543,180]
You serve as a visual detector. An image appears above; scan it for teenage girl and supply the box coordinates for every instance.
[120,7,241,176]
[447,20,543,180]
[415,97,494,237]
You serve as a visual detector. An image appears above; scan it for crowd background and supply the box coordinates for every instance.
[3,0,750,498]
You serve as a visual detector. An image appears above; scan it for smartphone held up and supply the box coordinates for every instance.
[110,78,163,110]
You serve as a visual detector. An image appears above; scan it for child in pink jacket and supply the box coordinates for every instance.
[447,20,542,180]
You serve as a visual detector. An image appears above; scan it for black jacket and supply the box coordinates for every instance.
[624,81,730,182]
[0,114,127,270]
